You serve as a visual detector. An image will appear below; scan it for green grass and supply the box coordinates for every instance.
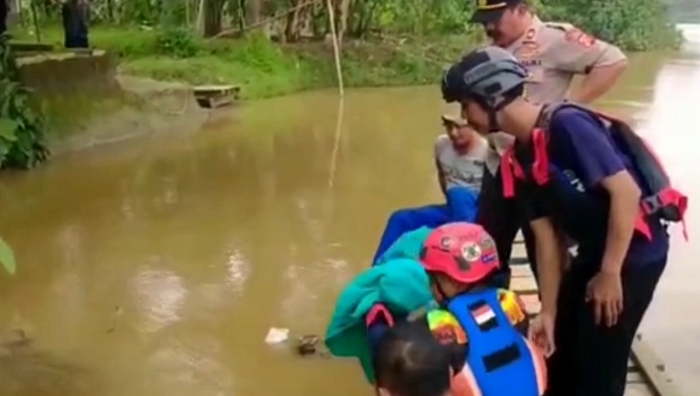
[10,24,479,99]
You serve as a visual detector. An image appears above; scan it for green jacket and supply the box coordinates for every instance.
[324,258,434,383]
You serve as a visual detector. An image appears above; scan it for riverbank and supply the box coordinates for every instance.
[10,48,210,155]
[10,25,480,99]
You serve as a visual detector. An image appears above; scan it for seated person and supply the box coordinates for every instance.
[372,116,488,265]
[368,223,547,396]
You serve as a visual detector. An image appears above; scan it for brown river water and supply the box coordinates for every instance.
[0,25,699,396]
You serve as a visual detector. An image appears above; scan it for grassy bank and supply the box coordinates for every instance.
[11,26,480,99]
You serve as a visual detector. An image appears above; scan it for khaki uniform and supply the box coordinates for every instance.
[507,16,627,104]
[485,17,627,173]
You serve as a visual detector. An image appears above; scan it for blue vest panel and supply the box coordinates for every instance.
[447,289,539,396]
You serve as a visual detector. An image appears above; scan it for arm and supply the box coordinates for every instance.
[550,26,628,103]
[569,61,628,104]
[515,186,559,354]
[530,217,563,316]
[434,137,448,196]
[514,182,562,316]
[436,157,448,197]
[599,171,641,274]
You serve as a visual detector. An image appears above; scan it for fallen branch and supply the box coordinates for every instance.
[212,0,322,39]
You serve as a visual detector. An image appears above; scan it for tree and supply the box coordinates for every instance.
[203,0,225,37]
[245,0,261,26]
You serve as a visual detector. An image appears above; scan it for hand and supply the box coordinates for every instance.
[586,270,623,327]
[528,312,555,358]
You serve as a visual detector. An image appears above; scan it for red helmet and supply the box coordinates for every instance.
[420,222,500,285]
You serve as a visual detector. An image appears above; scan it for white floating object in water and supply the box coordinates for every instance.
[265,327,290,344]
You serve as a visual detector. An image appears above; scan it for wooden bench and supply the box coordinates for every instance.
[193,85,241,109]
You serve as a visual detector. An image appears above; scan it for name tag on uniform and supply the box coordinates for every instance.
[526,66,544,83]
[515,42,543,83]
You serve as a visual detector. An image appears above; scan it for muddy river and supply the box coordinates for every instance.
[0,24,699,396]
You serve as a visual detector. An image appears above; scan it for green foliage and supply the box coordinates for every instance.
[0,34,50,169]
[357,0,478,36]
[155,27,199,57]
[541,0,682,51]
[119,32,468,98]
[119,0,160,25]
[12,0,683,50]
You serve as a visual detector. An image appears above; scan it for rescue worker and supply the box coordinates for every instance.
[468,0,629,286]
[369,223,547,396]
[441,46,673,396]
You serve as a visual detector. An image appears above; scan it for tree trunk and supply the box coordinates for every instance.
[337,0,351,45]
[284,0,302,42]
[244,0,261,26]
[106,0,114,22]
[236,0,244,31]
[203,0,223,37]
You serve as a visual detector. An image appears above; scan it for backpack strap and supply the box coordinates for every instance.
[501,145,523,198]
[539,103,689,241]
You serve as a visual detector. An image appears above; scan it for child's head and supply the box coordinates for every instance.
[441,115,477,149]
[419,223,500,303]
[374,320,453,396]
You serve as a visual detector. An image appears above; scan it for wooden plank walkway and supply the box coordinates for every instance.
[509,242,681,396]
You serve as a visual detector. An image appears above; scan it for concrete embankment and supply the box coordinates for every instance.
[15,50,210,154]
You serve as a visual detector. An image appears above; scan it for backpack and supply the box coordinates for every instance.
[500,102,688,241]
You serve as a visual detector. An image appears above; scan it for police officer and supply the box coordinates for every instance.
[469,0,629,285]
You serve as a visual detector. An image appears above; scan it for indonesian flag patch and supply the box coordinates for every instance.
[470,302,498,331]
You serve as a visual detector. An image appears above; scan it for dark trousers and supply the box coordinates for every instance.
[1,1,8,35]
[62,2,89,49]
[546,257,667,396]
[476,166,538,288]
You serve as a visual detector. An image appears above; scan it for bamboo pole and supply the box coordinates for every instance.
[325,0,344,97]
[328,97,345,188]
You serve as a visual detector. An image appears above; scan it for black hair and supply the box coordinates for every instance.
[373,320,452,396]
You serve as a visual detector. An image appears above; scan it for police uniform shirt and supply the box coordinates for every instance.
[507,16,627,104]
[485,17,628,175]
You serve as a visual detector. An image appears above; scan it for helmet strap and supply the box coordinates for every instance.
[430,273,451,304]
[488,109,500,133]
[486,93,519,133]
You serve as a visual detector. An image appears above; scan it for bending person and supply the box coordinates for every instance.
[326,223,548,396]
[442,46,680,396]
[468,0,628,286]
